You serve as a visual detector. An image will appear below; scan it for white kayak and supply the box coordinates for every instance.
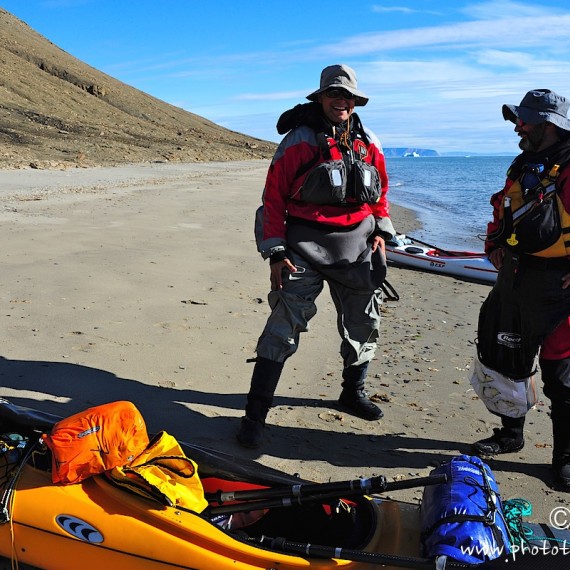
[385,235,498,284]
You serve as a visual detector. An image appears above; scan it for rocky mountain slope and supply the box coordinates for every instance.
[0,9,276,169]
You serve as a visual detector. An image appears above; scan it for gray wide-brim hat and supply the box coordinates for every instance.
[502,89,570,131]
[306,64,369,107]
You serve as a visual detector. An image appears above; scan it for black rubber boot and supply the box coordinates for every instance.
[472,415,525,456]
[542,358,570,490]
[551,402,570,491]
[338,363,383,421]
[236,357,284,449]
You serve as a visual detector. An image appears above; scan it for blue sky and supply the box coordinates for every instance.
[3,0,570,154]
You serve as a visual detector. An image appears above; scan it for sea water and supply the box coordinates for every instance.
[387,156,515,251]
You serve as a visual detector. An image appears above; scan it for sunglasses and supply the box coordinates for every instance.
[521,165,544,192]
[324,88,356,100]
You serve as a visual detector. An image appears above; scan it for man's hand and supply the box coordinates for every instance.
[270,258,297,290]
[562,272,570,290]
[488,248,505,270]
[371,235,385,256]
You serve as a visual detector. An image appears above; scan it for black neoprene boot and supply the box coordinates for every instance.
[236,357,283,449]
[472,415,525,456]
[541,357,570,490]
[338,363,383,421]
[551,401,570,490]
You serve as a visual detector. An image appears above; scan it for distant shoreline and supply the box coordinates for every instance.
[387,153,517,158]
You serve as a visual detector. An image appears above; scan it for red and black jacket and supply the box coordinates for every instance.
[258,103,394,259]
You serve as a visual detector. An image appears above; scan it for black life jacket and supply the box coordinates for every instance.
[277,103,380,206]
[488,141,570,257]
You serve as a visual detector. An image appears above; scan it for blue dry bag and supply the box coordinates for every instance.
[420,455,511,564]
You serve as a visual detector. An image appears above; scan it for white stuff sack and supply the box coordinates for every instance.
[469,354,538,418]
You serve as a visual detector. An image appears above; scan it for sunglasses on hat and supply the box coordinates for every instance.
[324,88,356,100]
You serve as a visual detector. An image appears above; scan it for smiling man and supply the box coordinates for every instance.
[471,89,570,490]
[236,64,396,448]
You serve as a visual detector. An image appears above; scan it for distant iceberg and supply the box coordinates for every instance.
[383,148,440,157]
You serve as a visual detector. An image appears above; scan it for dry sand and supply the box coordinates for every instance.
[0,159,567,540]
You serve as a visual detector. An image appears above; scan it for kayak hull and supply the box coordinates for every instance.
[385,235,498,283]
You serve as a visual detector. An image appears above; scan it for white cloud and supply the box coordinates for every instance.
[474,49,532,68]
[461,0,567,20]
[371,5,441,15]
[322,14,570,55]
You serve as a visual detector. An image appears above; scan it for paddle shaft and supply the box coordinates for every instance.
[407,235,487,258]
[407,235,456,256]
[207,474,446,517]
[208,473,445,504]
[209,475,385,504]
[260,536,439,570]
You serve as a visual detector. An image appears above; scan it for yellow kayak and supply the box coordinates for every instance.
[2,463,426,570]
[0,399,567,570]
[0,399,425,570]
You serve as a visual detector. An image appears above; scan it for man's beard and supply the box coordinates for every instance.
[518,123,548,152]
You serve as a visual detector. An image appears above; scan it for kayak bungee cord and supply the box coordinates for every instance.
[0,437,40,570]
[0,438,39,524]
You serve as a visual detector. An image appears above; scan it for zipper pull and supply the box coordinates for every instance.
[507,232,519,246]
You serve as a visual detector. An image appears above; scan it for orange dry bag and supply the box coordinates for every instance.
[42,401,149,485]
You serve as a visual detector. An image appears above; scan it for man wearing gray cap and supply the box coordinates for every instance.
[471,89,570,490]
[237,64,395,448]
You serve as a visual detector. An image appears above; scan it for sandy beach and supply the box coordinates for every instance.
[0,159,566,533]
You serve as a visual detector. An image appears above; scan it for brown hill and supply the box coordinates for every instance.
[0,9,276,169]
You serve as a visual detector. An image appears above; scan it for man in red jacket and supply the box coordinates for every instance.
[472,89,570,490]
[237,64,395,448]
